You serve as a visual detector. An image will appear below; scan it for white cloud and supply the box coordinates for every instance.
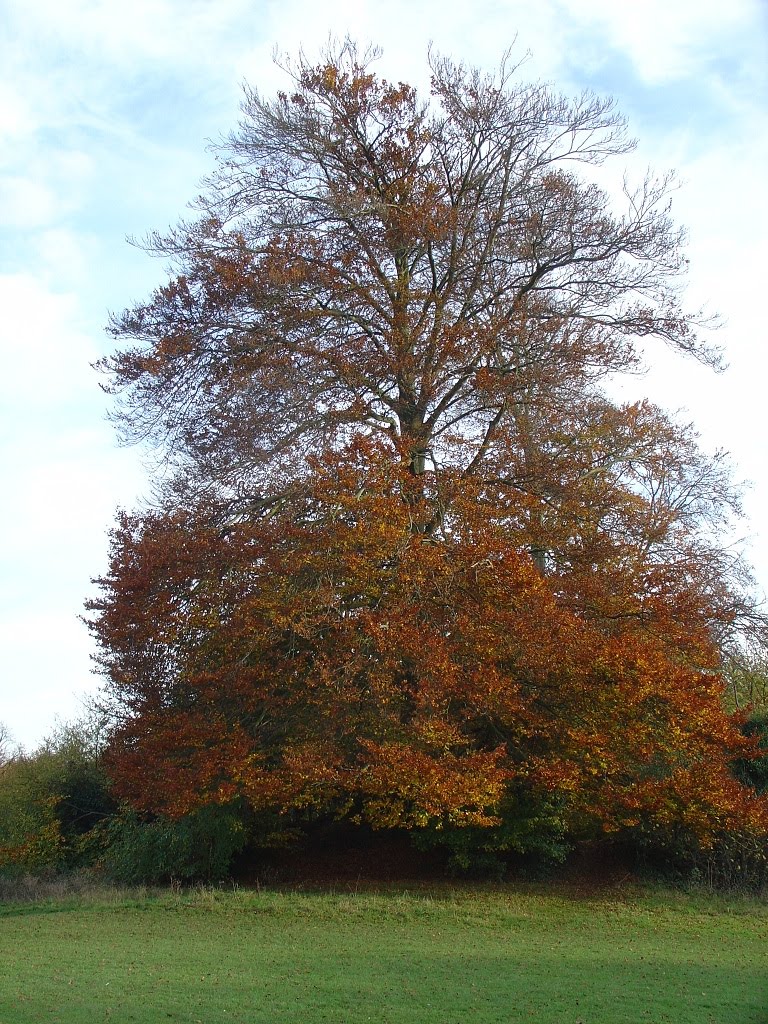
[0,611,102,751]
[0,274,95,398]
[0,271,146,567]
[0,272,147,749]
[556,0,767,84]
[0,176,60,229]
[34,229,94,289]
[0,83,34,148]
[5,0,258,71]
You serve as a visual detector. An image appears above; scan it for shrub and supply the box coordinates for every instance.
[0,720,115,874]
[103,803,248,884]
[412,788,570,880]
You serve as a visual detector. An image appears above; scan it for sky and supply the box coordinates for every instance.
[1,0,767,751]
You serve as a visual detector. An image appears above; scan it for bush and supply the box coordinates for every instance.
[617,815,768,893]
[0,720,115,874]
[412,789,571,880]
[684,831,768,891]
[103,803,248,884]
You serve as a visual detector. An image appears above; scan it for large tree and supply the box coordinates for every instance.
[90,43,767,850]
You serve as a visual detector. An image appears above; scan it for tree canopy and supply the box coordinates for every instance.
[89,42,768,858]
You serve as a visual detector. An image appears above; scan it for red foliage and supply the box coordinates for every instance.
[88,439,767,841]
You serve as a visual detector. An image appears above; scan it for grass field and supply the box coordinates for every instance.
[0,884,766,1023]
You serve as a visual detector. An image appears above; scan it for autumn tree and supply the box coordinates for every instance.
[89,42,768,862]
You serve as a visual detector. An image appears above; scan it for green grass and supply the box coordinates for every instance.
[0,885,766,1023]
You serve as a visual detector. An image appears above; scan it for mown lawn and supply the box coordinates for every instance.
[0,885,766,1023]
